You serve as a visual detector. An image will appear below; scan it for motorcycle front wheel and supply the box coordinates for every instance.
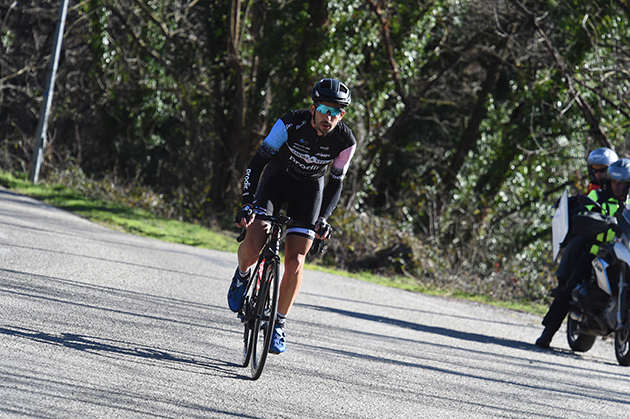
[567,315,596,352]
[614,306,630,366]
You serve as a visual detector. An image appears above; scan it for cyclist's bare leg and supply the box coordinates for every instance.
[237,219,269,273]
[277,234,313,315]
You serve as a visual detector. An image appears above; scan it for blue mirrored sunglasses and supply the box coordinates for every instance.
[316,104,344,116]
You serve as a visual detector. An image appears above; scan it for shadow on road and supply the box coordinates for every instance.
[0,324,241,378]
[300,303,533,350]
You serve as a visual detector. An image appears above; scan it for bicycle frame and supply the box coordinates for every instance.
[244,215,285,304]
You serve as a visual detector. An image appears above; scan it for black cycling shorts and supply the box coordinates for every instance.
[253,161,323,239]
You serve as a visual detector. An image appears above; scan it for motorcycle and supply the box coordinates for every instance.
[565,196,630,366]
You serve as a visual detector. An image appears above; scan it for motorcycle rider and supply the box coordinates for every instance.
[586,147,618,193]
[552,147,619,296]
[536,158,630,349]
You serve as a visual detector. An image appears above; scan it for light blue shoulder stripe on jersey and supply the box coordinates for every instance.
[261,119,288,153]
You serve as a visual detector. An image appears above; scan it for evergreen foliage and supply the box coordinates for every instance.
[1,0,629,302]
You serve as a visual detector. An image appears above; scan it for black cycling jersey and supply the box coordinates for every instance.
[242,109,356,221]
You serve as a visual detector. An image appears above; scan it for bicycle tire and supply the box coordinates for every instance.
[250,258,279,380]
[240,293,254,367]
[241,262,261,367]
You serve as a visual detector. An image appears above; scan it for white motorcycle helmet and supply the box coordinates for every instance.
[606,158,630,198]
[588,147,618,185]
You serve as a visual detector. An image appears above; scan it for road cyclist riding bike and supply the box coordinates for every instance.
[236,213,320,379]
[229,78,357,365]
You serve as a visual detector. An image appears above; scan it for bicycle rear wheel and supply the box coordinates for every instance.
[250,258,279,380]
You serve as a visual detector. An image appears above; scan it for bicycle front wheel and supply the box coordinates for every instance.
[241,262,261,368]
[250,258,279,380]
[240,293,254,368]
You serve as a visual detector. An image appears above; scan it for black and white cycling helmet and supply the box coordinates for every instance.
[607,158,630,182]
[588,147,618,185]
[311,78,351,107]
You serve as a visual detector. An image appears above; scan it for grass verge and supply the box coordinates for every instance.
[0,170,546,316]
[0,171,238,252]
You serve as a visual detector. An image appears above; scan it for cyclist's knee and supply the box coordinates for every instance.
[284,252,306,274]
[283,235,310,272]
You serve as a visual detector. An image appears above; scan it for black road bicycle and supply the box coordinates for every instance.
[236,213,322,380]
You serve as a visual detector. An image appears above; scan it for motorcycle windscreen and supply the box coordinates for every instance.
[552,189,569,262]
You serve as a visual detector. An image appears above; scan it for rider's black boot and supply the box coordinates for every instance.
[535,327,555,349]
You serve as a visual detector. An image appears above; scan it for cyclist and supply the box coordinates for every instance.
[229,78,357,354]
[536,158,630,349]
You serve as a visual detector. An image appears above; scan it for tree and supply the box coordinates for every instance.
[2,0,630,300]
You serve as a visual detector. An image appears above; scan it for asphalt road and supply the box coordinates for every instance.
[1,186,629,418]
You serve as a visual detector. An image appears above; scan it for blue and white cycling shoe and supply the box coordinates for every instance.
[269,325,286,354]
[227,268,249,312]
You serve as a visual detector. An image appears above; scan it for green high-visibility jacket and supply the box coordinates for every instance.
[586,189,626,254]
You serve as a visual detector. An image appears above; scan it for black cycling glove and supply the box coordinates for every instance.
[235,205,254,226]
[314,218,333,240]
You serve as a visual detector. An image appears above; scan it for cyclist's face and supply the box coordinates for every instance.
[311,102,345,136]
